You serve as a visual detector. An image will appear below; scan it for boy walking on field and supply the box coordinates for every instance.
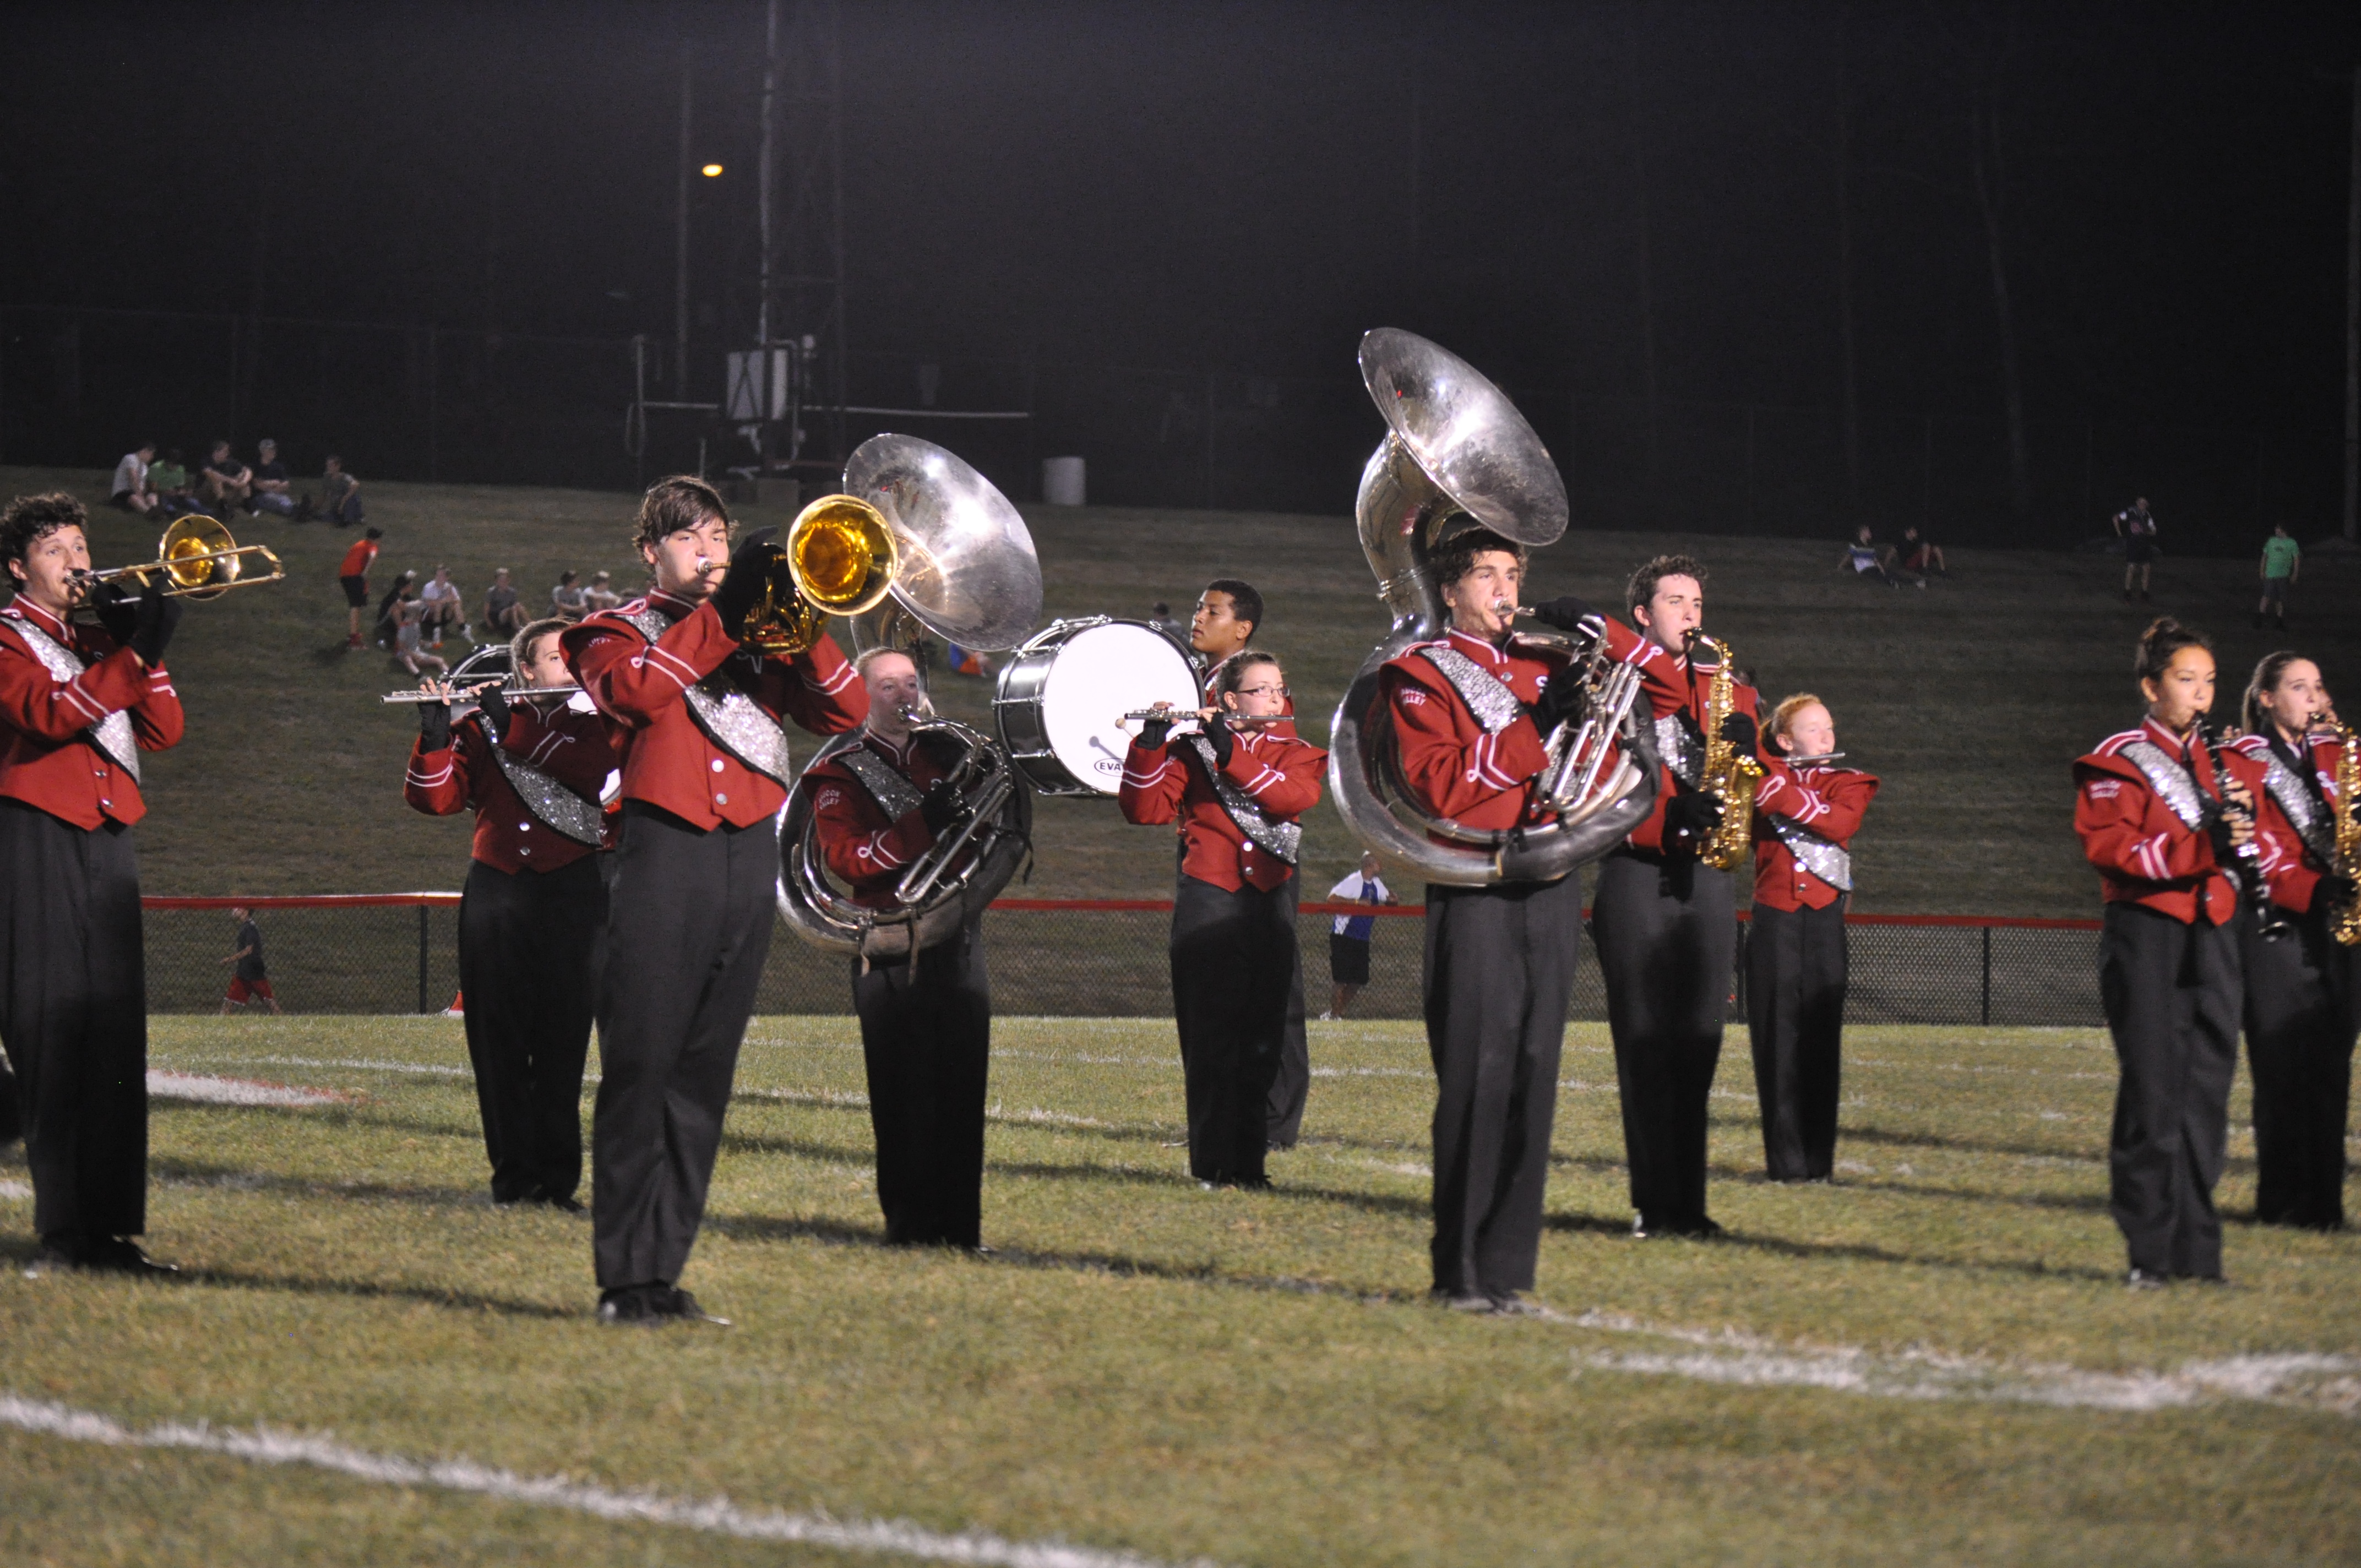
[2254,524,2299,630]
[220,907,280,1015]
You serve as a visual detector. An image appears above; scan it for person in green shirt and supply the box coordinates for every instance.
[2255,524,2300,629]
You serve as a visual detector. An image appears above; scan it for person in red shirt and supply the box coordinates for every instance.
[1122,650,1324,1189]
[2074,617,2253,1287]
[2227,651,2357,1231]
[561,476,864,1326]
[1590,553,1759,1240]
[339,526,383,650]
[1745,694,1878,1183]
[0,492,184,1274]
[1185,578,1313,1152]
[1375,528,1675,1311]
[802,647,992,1247]
[405,616,618,1211]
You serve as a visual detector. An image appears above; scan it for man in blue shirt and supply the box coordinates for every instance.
[1321,851,1396,1020]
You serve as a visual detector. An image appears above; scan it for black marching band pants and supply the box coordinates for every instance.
[2099,903,2241,1277]
[1744,900,1849,1181]
[1592,849,1736,1226]
[2239,903,2355,1230]
[592,804,777,1289]
[0,800,148,1242]
[1422,873,1582,1298]
[459,854,606,1204]
[1267,949,1309,1148]
[852,922,991,1246]
[1171,873,1298,1184]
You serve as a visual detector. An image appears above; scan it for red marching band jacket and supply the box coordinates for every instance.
[1378,621,1683,839]
[1119,723,1326,892]
[1750,760,1879,911]
[561,589,864,829]
[0,598,183,827]
[801,729,968,910]
[404,701,619,874]
[2227,729,2348,916]
[1621,636,1761,856]
[2072,717,2247,925]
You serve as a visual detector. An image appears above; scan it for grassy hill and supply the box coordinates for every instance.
[7,462,2352,914]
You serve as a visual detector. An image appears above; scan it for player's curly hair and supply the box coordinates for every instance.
[0,492,88,578]
[1428,526,1527,589]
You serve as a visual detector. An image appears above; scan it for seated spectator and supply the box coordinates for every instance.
[418,565,466,649]
[1838,524,1921,588]
[110,443,158,515]
[200,441,253,513]
[581,569,622,612]
[374,569,418,648]
[149,449,202,518]
[311,454,363,526]
[482,567,526,637]
[248,439,297,516]
[550,570,587,622]
[391,593,448,678]
[1897,524,1945,578]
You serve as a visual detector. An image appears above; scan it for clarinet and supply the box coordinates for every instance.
[2200,721,2290,941]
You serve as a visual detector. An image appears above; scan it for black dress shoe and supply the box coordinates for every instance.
[2125,1267,2169,1292]
[1487,1292,1548,1318]
[597,1283,671,1325]
[660,1288,731,1326]
[84,1237,178,1275]
[1430,1288,1495,1314]
[26,1233,87,1273]
[534,1193,585,1215]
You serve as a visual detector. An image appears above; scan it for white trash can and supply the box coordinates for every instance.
[1042,456,1086,507]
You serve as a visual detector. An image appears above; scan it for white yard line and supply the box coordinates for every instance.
[146,1072,355,1109]
[1565,1311,2361,1415]
[168,1054,471,1079]
[0,1395,1215,1568]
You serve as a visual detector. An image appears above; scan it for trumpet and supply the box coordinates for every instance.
[73,515,284,603]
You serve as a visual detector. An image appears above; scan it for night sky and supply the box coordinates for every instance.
[3,2,2356,531]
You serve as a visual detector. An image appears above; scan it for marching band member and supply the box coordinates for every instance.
[803,648,993,1248]
[404,617,617,1211]
[2228,652,2356,1231]
[1381,529,1682,1310]
[1745,695,1878,1183]
[2074,618,2250,1286]
[1122,650,1325,1189]
[0,492,183,1273]
[1185,579,1313,1151]
[564,476,865,1325]
[1591,553,1759,1239]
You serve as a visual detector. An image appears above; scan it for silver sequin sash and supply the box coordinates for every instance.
[621,606,792,785]
[1,613,139,781]
[2117,741,2209,831]
[1415,646,1523,735]
[2260,750,2334,864]
[488,741,605,847]
[836,743,924,821]
[1769,815,1852,892]
[1185,734,1301,865]
[1655,714,1704,790]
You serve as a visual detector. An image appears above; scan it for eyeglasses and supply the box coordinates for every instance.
[1236,684,1289,699]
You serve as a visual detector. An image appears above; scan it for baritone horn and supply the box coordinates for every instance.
[79,515,284,602]
[732,494,901,655]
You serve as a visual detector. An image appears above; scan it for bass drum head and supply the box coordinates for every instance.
[1033,620,1201,796]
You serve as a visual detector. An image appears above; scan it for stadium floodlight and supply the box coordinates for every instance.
[701,163,723,177]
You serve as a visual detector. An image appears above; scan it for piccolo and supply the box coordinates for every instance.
[1118,707,1290,728]
[380,682,585,704]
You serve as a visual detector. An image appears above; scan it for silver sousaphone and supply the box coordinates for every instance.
[1328,329,1658,885]
[776,434,1043,958]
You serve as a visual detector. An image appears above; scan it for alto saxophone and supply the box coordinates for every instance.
[1689,632,1762,872]
[2331,725,2361,947]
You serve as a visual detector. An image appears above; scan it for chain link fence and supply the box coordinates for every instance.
[143,895,2104,1027]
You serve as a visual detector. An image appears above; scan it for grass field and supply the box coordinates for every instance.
[6,462,2354,915]
[3,1014,2357,1565]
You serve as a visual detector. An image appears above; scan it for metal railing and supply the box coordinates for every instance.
[142,894,2106,1026]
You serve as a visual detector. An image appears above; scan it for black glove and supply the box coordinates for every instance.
[2316,873,2357,908]
[420,696,451,753]
[474,680,512,744]
[1718,712,1759,756]
[1204,713,1235,769]
[709,527,779,642]
[90,582,139,646]
[920,777,964,834]
[1525,595,1598,633]
[1135,714,1173,750]
[1527,674,1585,733]
[1663,790,1723,843]
[129,579,181,668]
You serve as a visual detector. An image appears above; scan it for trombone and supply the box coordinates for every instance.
[73,515,284,603]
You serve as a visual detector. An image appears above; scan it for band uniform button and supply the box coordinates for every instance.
[518,822,531,832]
[711,758,725,772]
[715,792,727,805]
[519,846,531,856]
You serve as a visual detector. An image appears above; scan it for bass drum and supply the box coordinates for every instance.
[993,617,1201,796]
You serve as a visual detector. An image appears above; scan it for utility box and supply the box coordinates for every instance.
[1042,456,1086,507]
